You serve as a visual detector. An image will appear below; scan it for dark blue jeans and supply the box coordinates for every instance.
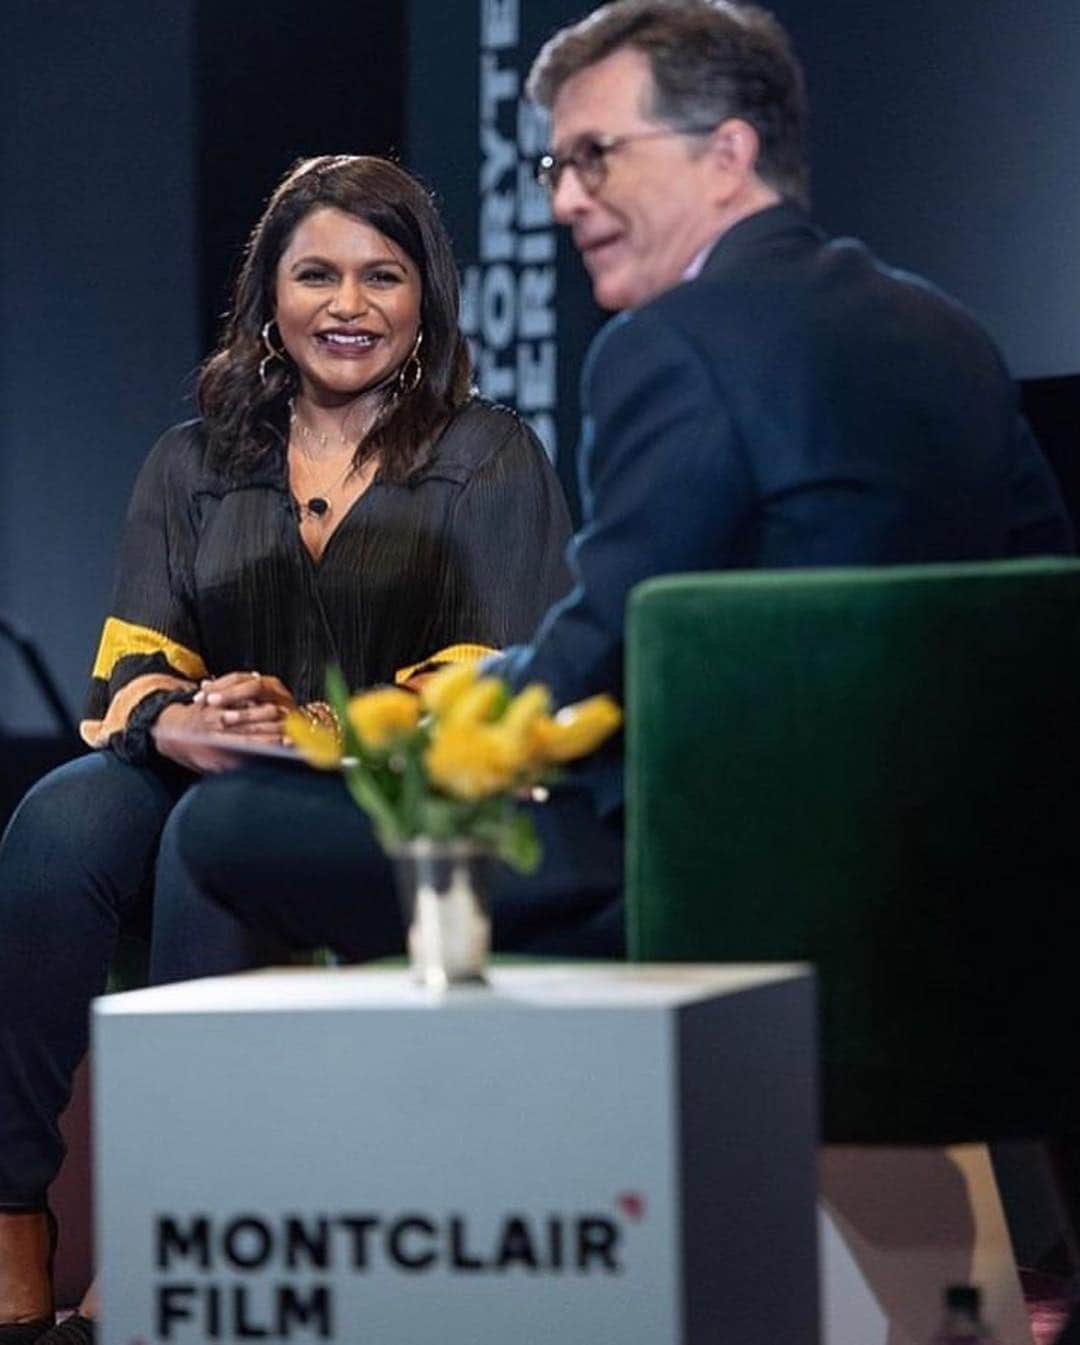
[0,753,186,1210]
[0,756,623,1209]
[150,764,623,981]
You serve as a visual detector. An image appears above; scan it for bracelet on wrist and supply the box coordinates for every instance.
[300,700,342,741]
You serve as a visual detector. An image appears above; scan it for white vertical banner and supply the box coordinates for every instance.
[460,0,559,459]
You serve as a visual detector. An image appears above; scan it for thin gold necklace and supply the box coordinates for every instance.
[289,396,386,453]
[289,450,358,523]
[289,400,354,451]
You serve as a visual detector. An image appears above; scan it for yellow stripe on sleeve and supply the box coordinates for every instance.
[91,616,208,683]
[393,643,498,685]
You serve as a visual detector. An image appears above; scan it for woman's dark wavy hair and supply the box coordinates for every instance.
[198,155,473,483]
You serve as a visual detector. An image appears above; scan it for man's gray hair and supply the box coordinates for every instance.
[528,0,809,208]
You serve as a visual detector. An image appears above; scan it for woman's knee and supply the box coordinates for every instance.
[164,769,398,954]
[158,775,284,925]
[0,752,184,923]
[172,768,370,896]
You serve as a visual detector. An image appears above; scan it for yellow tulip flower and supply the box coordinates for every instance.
[283,710,343,770]
[500,684,552,736]
[528,695,623,764]
[489,684,552,771]
[425,722,520,801]
[347,688,421,751]
[442,677,505,728]
[420,662,478,716]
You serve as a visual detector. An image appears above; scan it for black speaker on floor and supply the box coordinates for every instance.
[0,614,82,833]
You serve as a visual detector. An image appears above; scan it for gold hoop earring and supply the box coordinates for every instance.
[259,320,288,386]
[396,328,423,397]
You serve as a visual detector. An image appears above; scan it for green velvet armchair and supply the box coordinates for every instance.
[626,559,1080,1143]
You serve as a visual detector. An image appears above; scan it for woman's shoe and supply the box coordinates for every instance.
[26,1318,94,1345]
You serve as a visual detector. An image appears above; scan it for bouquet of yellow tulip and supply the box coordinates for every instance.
[284,664,621,873]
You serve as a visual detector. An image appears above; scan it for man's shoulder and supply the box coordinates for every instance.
[581,273,737,392]
[582,305,691,396]
[582,206,1008,407]
[646,217,996,360]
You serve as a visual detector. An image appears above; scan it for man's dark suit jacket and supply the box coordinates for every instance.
[493,203,1073,727]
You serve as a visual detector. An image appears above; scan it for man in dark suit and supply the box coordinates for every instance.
[489,0,1072,711]
[148,0,1071,970]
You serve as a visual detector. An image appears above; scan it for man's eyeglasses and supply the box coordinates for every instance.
[535,126,716,196]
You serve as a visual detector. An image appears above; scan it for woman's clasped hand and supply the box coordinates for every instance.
[155,672,298,772]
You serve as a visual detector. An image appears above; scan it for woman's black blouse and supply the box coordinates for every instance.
[83,398,573,754]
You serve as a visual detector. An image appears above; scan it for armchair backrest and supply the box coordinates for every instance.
[627,559,1080,1142]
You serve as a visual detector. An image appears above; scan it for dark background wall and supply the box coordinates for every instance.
[781,0,1080,380]
[1,0,199,734]
[195,0,406,353]
[3,0,1079,741]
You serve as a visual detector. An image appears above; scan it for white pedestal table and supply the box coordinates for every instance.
[93,962,818,1344]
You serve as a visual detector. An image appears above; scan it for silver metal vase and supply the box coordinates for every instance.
[392,838,493,990]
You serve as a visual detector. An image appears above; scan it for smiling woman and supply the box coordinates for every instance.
[0,155,574,1343]
[276,207,422,409]
[273,206,424,552]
